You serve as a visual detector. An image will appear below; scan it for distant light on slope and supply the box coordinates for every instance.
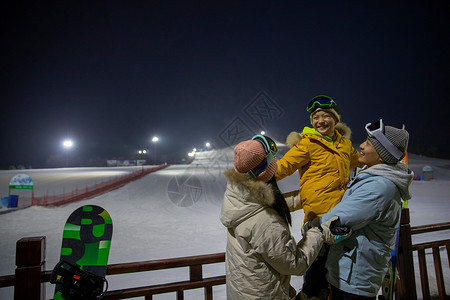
[62,140,73,149]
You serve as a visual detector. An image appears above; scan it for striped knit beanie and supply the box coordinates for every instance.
[369,126,409,164]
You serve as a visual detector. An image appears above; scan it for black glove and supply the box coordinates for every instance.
[320,216,352,244]
[302,216,351,244]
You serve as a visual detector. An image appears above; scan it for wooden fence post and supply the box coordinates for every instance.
[14,236,46,300]
[397,208,417,300]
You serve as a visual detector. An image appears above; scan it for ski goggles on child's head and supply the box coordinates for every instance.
[247,135,278,179]
[365,119,403,160]
[306,95,339,114]
[252,134,278,155]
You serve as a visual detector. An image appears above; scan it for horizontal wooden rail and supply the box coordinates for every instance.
[0,271,51,288]
[411,222,450,235]
[102,276,226,299]
[0,275,15,288]
[106,253,225,275]
[412,239,450,251]
[103,253,226,299]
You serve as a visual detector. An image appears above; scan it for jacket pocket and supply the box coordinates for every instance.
[327,243,356,283]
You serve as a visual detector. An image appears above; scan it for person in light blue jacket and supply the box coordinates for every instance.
[319,120,414,300]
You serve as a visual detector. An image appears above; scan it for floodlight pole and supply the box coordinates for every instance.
[62,140,73,167]
[152,136,159,165]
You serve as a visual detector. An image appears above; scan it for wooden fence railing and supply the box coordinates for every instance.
[103,254,225,299]
[396,208,450,300]
[0,208,448,299]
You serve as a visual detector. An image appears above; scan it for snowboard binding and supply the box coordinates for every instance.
[50,260,108,299]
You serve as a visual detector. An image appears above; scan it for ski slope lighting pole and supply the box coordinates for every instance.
[152,136,159,165]
[62,139,73,167]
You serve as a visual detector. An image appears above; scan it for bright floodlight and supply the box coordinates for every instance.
[205,142,211,148]
[152,136,159,143]
[139,150,147,154]
[63,140,73,149]
[260,131,266,135]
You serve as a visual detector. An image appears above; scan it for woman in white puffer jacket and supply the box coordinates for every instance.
[220,136,349,300]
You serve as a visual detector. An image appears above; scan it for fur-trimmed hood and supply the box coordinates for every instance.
[220,168,275,228]
[286,122,353,148]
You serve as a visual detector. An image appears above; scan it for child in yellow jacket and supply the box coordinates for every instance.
[276,95,362,300]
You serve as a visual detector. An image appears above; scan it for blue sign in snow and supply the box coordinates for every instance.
[9,174,34,189]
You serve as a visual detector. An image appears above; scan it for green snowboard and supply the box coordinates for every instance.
[52,205,113,299]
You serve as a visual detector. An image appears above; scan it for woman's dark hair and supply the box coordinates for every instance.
[267,176,292,226]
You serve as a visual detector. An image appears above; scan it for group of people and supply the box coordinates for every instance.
[220,95,414,300]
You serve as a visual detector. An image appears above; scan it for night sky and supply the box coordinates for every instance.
[1,1,449,169]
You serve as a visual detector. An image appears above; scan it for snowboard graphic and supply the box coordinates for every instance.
[51,205,113,299]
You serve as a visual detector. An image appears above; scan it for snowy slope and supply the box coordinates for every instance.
[0,149,449,299]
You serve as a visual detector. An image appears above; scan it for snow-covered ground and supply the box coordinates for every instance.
[0,166,144,199]
[0,148,449,299]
